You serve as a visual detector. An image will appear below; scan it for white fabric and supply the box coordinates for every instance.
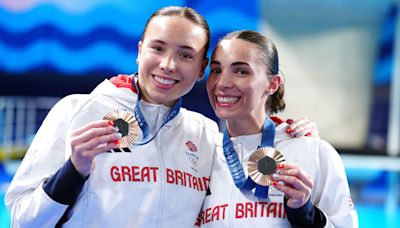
[197,123,358,227]
[5,79,219,228]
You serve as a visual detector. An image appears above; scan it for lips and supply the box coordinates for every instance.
[215,95,240,107]
[152,74,178,88]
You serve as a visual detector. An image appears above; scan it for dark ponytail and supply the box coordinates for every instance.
[266,84,285,114]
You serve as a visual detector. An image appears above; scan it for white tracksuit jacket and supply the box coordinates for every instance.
[5,79,219,228]
[197,123,358,227]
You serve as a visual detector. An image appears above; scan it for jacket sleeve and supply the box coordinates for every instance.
[312,140,359,228]
[4,94,86,228]
[285,198,326,227]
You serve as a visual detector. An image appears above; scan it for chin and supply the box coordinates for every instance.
[215,110,235,120]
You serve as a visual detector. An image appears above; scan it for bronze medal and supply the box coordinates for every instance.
[247,147,285,186]
[103,110,139,148]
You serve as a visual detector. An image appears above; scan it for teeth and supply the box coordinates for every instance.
[217,96,239,103]
[154,76,176,85]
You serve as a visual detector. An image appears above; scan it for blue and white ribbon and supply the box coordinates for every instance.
[131,74,181,145]
[223,117,276,198]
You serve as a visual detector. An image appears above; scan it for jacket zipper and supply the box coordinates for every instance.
[156,108,165,228]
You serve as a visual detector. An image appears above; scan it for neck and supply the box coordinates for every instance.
[226,114,267,137]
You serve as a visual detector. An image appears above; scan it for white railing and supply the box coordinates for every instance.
[0,96,60,160]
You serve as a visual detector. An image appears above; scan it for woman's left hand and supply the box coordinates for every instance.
[271,163,313,209]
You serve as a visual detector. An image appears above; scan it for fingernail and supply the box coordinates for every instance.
[289,132,296,137]
[294,132,303,138]
[113,126,120,133]
[277,164,285,169]
[286,128,292,134]
[272,174,279,179]
[277,170,283,175]
[115,132,122,139]
[278,181,284,186]
[114,140,120,145]
[305,132,312,136]
[107,120,114,126]
[286,119,294,124]
[272,181,278,186]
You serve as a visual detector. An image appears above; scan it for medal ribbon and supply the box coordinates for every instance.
[223,117,275,198]
[131,74,181,145]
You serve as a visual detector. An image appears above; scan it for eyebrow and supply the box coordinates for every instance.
[210,60,250,67]
[231,62,250,67]
[149,39,196,51]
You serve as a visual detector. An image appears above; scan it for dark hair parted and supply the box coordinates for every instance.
[217,30,285,114]
[141,6,210,59]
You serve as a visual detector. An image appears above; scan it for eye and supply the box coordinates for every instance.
[179,52,193,60]
[210,67,221,74]
[236,68,248,75]
[151,46,163,53]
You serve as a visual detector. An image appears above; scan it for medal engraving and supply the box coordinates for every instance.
[103,110,139,148]
[248,147,285,186]
[113,118,129,137]
[258,156,276,175]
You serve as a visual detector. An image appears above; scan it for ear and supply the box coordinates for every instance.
[138,41,143,55]
[265,74,282,95]
[136,41,143,64]
[198,58,209,80]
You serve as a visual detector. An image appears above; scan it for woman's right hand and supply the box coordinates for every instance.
[271,163,313,209]
[286,118,319,138]
[70,120,121,177]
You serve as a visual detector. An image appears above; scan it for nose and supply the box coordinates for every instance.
[215,71,233,89]
[159,53,176,73]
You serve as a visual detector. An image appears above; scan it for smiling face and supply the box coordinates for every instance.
[137,15,208,107]
[207,38,279,134]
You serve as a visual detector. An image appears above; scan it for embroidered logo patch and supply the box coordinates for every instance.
[184,140,199,170]
[185,140,198,152]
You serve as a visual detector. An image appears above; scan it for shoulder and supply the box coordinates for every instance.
[44,94,89,123]
[274,124,339,166]
[275,122,322,151]
[278,134,338,159]
[47,79,136,131]
[78,79,137,111]
[56,74,137,109]
[51,94,87,110]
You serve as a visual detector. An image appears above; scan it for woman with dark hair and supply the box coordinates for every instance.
[197,30,358,227]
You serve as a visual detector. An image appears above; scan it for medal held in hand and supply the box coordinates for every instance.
[248,147,285,186]
[103,109,139,148]
[223,117,285,198]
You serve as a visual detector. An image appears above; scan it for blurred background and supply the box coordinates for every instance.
[0,0,399,227]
